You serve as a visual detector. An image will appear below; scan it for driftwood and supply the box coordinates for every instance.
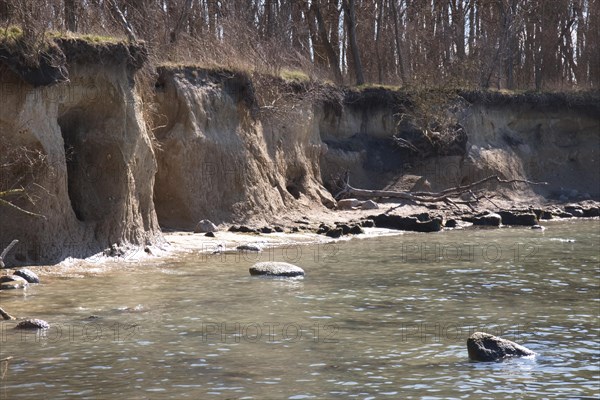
[0,307,16,321]
[0,239,19,269]
[335,175,547,206]
[1,356,12,381]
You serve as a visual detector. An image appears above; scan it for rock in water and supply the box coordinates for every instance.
[194,219,218,233]
[361,219,375,228]
[0,281,28,290]
[371,214,442,232]
[445,219,458,228]
[349,225,364,235]
[13,268,40,284]
[0,275,28,284]
[464,212,502,227]
[249,262,305,277]
[237,244,262,252]
[325,228,343,238]
[498,211,538,226]
[467,332,535,361]
[0,275,29,290]
[15,319,50,330]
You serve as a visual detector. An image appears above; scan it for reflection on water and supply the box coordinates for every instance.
[1,220,599,399]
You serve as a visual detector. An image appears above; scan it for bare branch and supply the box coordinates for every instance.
[336,175,547,204]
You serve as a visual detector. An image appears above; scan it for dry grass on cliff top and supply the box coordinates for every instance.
[0,26,125,45]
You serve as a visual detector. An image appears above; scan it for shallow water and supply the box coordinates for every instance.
[1,220,599,399]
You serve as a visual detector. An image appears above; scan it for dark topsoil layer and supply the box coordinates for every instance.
[0,36,147,87]
[2,34,598,113]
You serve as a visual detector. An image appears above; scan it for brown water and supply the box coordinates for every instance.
[1,220,599,399]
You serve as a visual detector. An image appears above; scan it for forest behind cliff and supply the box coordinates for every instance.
[1,0,598,91]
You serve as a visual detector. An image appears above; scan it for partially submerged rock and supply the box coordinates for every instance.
[582,206,600,217]
[249,262,305,277]
[371,214,442,232]
[229,225,258,234]
[564,205,585,217]
[237,244,262,252]
[325,228,343,238]
[467,332,535,362]
[349,225,364,235]
[0,275,28,284]
[15,319,50,330]
[0,275,30,289]
[361,219,375,228]
[445,219,458,228]
[13,268,40,284]
[498,211,538,226]
[0,280,28,290]
[464,212,502,227]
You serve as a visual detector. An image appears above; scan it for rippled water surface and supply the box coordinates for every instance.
[1,220,599,399]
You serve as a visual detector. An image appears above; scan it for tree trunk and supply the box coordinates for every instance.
[342,0,365,85]
[64,0,77,32]
[390,0,408,85]
[170,0,193,43]
[313,1,343,83]
[108,0,136,42]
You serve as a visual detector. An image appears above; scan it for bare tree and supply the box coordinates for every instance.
[342,0,364,85]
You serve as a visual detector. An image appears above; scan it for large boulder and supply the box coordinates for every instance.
[467,332,535,362]
[194,219,218,233]
[371,214,442,232]
[249,262,305,277]
[498,211,538,226]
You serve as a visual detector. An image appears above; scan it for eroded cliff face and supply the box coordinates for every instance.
[1,46,598,266]
[318,90,600,199]
[0,41,161,265]
[460,103,600,198]
[152,68,333,229]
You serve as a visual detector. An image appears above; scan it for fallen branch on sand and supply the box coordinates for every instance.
[335,174,547,208]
